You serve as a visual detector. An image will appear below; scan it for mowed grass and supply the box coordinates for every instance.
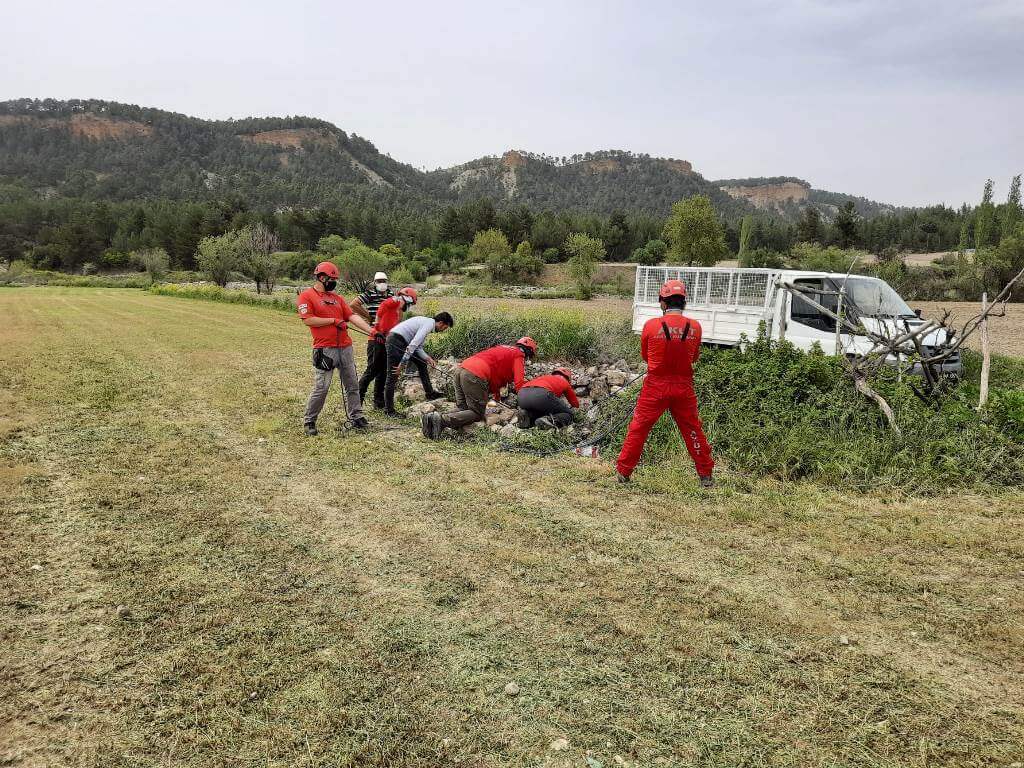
[1,287,1022,767]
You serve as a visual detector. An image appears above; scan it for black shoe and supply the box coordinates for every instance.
[616,471,630,484]
[699,474,715,488]
[384,409,405,418]
[351,417,370,429]
[303,423,318,436]
[426,412,443,440]
[425,391,445,401]
[516,408,531,429]
[535,416,556,430]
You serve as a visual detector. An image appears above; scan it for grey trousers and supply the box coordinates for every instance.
[303,346,364,425]
[441,368,489,429]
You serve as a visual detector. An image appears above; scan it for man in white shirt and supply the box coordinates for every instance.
[384,312,454,416]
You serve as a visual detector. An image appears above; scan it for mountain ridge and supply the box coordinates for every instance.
[0,98,897,221]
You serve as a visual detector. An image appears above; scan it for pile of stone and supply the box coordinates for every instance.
[401,356,642,439]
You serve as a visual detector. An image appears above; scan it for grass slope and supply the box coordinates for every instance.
[1,288,1022,767]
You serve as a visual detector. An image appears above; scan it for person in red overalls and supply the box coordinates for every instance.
[616,279,714,487]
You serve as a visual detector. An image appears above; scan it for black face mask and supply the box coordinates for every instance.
[321,277,338,292]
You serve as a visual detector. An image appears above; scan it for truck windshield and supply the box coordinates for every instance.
[840,277,915,318]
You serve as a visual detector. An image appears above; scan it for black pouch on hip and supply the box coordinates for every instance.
[312,348,336,372]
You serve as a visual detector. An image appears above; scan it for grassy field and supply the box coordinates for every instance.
[1,287,1022,767]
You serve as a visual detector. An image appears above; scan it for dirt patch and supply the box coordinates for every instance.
[0,113,152,140]
[720,181,810,209]
[237,128,338,150]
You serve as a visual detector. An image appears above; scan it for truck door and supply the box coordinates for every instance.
[787,278,840,353]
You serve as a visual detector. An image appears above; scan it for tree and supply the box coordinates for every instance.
[317,234,385,293]
[564,232,605,299]
[477,230,541,283]
[240,223,281,294]
[1001,174,1022,240]
[796,206,822,243]
[132,247,169,284]
[662,196,727,266]
[834,202,860,248]
[975,179,998,249]
[738,215,754,256]
[632,238,667,266]
[197,230,245,287]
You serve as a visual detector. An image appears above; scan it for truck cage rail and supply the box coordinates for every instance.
[634,266,783,314]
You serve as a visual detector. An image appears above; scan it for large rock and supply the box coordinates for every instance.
[605,370,629,387]
[402,381,425,401]
[485,403,518,426]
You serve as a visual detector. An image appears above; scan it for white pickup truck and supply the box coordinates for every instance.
[632,266,961,375]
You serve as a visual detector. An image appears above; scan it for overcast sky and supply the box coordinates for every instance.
[3,0,1022,207]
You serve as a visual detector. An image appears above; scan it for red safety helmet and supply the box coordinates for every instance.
[659,279,687,299]
[313,261,340,279]
[553,366,573,382]
[516,336,538,356]
[397,286,418,303]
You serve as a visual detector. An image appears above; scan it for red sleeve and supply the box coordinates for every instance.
[512,355,526,392]
[338,296,353,321]
[564,381,580,408]
[490,379,502,399]
[296,289,313,318]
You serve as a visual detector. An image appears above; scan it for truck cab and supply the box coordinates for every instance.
[632,266,961,376]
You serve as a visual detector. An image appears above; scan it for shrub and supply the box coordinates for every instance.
[542,247,561,264]
[422,305,603,362]
[790,242,867,272]
[99,249,131,271]
[148,283,295,312]
[476,231,542,284]
[316,235,385,292]
[565,232,605,299]
[132,247,170,284]
[275,251,319,281]
[740,248,786,268]
[197,231,245,287]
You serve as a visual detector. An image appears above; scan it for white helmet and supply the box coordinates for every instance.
[373,271,388,282]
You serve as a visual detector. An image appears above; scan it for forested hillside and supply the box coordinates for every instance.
[0,98,435,206]
[431,150,752,218]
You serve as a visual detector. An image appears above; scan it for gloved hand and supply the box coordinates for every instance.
[374,332,386,344]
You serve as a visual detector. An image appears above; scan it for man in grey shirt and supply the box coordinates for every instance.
[384,312,454,416]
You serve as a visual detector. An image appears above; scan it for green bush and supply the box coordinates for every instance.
[148,283,296,312]
[422,305,603,362]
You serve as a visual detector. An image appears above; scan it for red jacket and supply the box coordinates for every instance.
[641,312,702,379]
[372,296,404,337]
[521,374,580,408]
[296,287,353,349]
[461,345,527,398]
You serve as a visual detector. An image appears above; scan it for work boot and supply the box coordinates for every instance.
[384,408,405,418]
[535,416,556,430]
[699,474,715,488]
[428,412,443,440]
[516,408,531,429]
[351,417,370,430]
[420,413,432,438]
[616,471,630,484]
[425,391,445,401]
[303,423,318,436]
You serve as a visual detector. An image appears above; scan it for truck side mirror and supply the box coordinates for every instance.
[914,308,923,318]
